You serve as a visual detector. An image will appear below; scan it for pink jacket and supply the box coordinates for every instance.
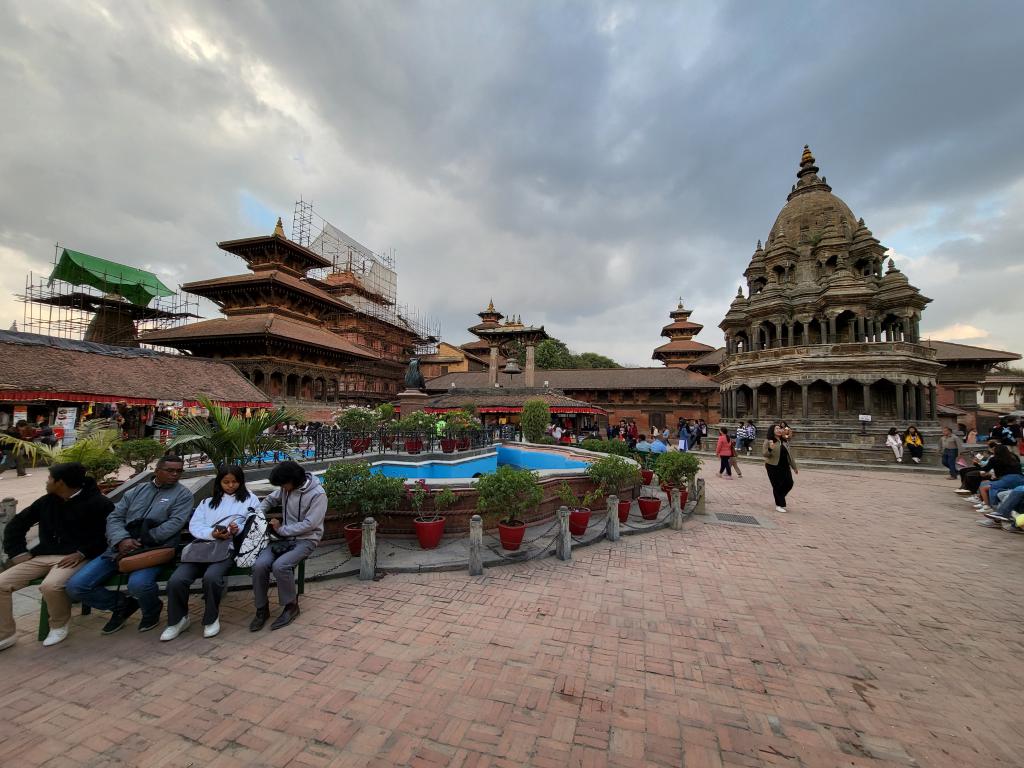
[715,434,733,457]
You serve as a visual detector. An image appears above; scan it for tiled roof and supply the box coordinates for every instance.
[689,347,726,368]
[921,340,1021,362]
[0,331,269,404]
[424,390,603,413]
[217,234,332,270]
[426,367,719,391]
[661,320,704,333]
[140,314,380,359]
[183,271,351,310]
[652,339,716,355]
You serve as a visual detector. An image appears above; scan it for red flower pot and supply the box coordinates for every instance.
[617,499,631,523]
[568,508,591,536]
[350,437,371,454]
[440,438,456,454]
[660,482,676,496]
[456,437,471,451]
[641,469,655,485]
[343,523,362,556]
[383,435,395,449]
[498,521,526,551]
[404,438,423,454]
[414,516,446,549]
[678,488,689,507]
[638,496,661,520]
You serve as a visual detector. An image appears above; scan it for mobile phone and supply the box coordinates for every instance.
[213,525,228,533]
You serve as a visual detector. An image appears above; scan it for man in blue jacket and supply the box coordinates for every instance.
[66,455,193,635]
[0,462,113,649]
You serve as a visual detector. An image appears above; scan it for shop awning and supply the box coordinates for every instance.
[425,405,606,416]
[49,248,174,307]
[0,389,272,409]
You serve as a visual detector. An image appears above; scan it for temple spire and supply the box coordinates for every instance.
[273,217,285,238]
[797,144,820,179]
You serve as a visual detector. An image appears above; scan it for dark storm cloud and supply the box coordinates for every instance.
[1,0,1022,363]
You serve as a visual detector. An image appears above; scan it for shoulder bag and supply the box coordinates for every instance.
[234,507,268,568]
[180,514,237,564]
[116,485,178,573]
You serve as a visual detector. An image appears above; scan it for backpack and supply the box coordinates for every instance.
[233,510,269,567]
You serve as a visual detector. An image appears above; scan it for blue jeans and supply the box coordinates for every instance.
[65,555,163,619]
[986,474,1024,501]
[941,449,959,478]
[994,486,1024,520]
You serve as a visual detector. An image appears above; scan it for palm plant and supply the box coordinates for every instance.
[163,395,302,466]
[0,420,122,481]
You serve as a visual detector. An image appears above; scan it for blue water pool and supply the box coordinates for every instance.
[367,444,590,480]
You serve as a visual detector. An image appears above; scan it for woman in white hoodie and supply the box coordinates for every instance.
[161,465,257,641]
[885,428,904,463]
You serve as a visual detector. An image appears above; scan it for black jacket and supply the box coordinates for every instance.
[3,478,114,558]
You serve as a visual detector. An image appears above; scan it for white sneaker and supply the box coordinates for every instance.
[954,489,970,495]
[774,506,787,513]
[0,634,15,651]
[896,458,902,463]
[203,619,221,638]
[966,496,980,503]
[42,626,69,647]
[978,505,993,513]
[159,617,190,642]
[913,458,920,463]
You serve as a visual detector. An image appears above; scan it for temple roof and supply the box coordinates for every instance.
[217,228,331,273]
[920,339,1021,363]
[0,330,271,406]
[182,271,352,311]
[140,313,380,360]
[652,339,716,356]
[426,367,719,392]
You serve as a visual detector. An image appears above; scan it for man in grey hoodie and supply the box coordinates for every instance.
[250,461,326,631]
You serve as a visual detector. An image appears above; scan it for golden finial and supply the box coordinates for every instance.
[486,298,495,312]
[801,144,814,165]
[273,217,285,237]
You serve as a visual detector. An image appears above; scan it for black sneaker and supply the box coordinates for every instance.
[101,596,139,635]
[138,600,164,632]
[270,602,300,631]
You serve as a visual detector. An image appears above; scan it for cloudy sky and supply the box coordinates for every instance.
[2,0,1022,366]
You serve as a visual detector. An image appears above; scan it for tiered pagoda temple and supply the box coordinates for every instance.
[143,219,428,411]
[717,146,943,455]
[651,298,715,368]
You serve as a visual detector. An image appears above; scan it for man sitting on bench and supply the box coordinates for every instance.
[250,461,326,632]
[0,462,113,650]
[66,455,192,635]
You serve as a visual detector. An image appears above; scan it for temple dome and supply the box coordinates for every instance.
[766,146,860,249]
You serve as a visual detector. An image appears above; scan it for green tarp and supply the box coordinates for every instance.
[48,248,174,307]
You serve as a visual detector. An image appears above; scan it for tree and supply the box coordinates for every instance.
[575,352,620,369]
[520,399,551,443]
[513,336,621,369]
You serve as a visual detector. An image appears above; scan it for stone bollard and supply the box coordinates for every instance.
[556,505,572,561]
[359,516,377,581]
[0,498,15,566]
[693,478,707,514]
[605,495,620,541]
[669,488,684,530]
[468,515,484,576]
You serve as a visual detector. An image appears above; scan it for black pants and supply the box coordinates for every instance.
[166,558,234,625]
[907,444,923,460]
[719,456,732,476]
[959,467,984,493]
[766,462,794,508]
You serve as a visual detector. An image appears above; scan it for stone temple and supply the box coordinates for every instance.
[717,146,943,458]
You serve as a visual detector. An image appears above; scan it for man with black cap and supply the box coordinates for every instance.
[0,462,113,649]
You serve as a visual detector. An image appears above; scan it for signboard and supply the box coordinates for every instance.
[55,407,78,446]
[13,406,27,423]
[858,414,872,422]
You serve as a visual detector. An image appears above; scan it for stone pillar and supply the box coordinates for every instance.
[828,315,837,344]
[819,317,828,344]
[907,383,917,421]
[856,316,865,343]
[669,488,684,530]
[0,498,16,566]
[831,383,839,418]
[468,515,484,576]
[525,344,536,387]
[487,345,499,386]
[752,387,759,420]
[774,384,783,417]
[863,383,872,414]
[896,382,905,421]
[606,496,620,541]
[399,388,429,416]
[556,506,572,561]
[801,384,809,419]
[359,517,377,581]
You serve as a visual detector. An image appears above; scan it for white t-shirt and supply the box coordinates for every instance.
[188,492,258,540]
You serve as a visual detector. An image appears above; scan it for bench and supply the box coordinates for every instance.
[31,560,306,641]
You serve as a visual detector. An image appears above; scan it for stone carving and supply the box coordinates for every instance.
[404,358,426,391]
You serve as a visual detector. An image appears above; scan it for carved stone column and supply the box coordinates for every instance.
[831,383,839,418]
[929,384,937,420]
[525,344,536,387]
[896,382,905,421]
[487,345,499,386]
[863,383,872,414]
[774,384,783,417]
[801,384,809,418]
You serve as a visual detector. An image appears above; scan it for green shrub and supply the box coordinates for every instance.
[434,487,458,512]
[358,473,406,517]
[335,405,379,432]
[397,410,437,433]
[556,480,601,510]
[586,455,641,496]
[520,400,551,443]
[475,465,543,525]
[653,451,702,488]
[321,461,372,518]
[114,438,165,475]
[579,438,632,457]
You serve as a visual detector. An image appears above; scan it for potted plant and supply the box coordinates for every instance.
[358,472,406,537]
[2,420,124,490]
[586,455,641,523]
[335,406,378,453]
[409,479,445,549]
[556,481,601,536]
[114,437,166,477]
[397,411,436,454]
[321,461,373,555]
[653,451,702,506]
[164,395,301,465]
[475,465,543,551]
[434,486,458,515]
[520,399,550,443]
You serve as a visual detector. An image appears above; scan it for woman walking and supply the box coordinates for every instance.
[763,423,799,512]
[715,427,733,478]
[904,426,924,464]
[160,465,257,641]
[728,430,743,478]
[886,428,904,463]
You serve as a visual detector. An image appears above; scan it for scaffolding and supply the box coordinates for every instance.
[20,244,199,349]
[292,199,440,355]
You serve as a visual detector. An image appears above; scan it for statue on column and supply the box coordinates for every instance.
[403,358,426,391]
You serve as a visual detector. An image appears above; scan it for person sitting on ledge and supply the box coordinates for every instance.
[0,462,113,650]
[634,435,651,453]
[971,444,1023,515]
[649,435,668,454]
[249,461,326,632]
[904,426,924,464]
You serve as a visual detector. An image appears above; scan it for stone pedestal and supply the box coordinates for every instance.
[398,389,429,415]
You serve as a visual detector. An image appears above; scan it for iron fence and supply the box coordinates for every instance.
[310,426,511,462]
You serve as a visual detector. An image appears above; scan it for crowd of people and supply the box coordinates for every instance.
[0,456,325,651]
[949,417,1024,533]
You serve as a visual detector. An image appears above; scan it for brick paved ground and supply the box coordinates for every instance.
[1,466,1022,767]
